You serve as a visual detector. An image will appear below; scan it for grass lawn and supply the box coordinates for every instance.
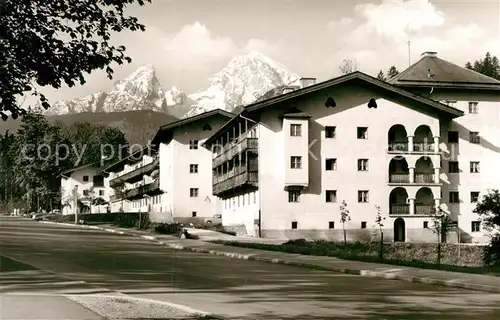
[212,239,500,276]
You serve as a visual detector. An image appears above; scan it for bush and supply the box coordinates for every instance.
[485,235,500,265]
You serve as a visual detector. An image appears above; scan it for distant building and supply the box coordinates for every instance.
[60,164,109,215]
[101,109,234,222]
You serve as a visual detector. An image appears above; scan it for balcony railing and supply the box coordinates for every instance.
[213,137,258,168]
[415,204,433,215]
[213,171,258,195]
[389,172,437,184]
[388,141,408,152]
[121,180,160,200]
[110,158,159,187]
[389,173,410,183]
[414,173,435,183]
[413,143,435,152]
[390,204,410,215]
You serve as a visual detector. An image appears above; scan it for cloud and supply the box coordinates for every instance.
[162,21,237,70]
[326,0,496,76]
[242,38,282,57]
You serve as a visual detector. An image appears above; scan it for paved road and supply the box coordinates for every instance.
[2,216,500,319]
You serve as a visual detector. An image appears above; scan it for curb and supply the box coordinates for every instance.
[39,220,500,294]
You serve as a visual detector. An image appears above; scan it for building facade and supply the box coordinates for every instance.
[101,109,234,223]
[203,56,500,243]
[151,109,234,222]
[60,164,109,215]
[101,147,162,217]
[390,51,500,243]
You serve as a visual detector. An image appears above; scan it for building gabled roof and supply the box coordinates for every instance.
[204,71,464,146]
[243,70,464,116]
[60,162,101,178]
[389,52,500,90]
[99,145,157,174]
[150,108,235,146]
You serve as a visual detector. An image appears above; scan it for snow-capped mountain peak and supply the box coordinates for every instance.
[44,65,188,116]
[184,51,300,118]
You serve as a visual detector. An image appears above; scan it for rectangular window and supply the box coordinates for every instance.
[190,164,199,173]
[83,175,89,182]
[442,100,457,107]
[99,190,104,196]
[83,190,89,196]
[325,158,337,171]
[471,221,481,232]
[470,161,480,173]
[325,190,337,203]
[358,159,368,171]
[290,156,302,169]
[325,126,336,138]
[357,127,368,139]
[288,190,301,203]
[448,161,459,173]
[93,175,104,187]
[291,221,298,229]
[190,188,199,197]
[290,124,302,137]
[423,221,429,228]
[361,222,367,229]
[469,132,480,144]
[189,140,199,149]
[470,191,480,203]
[358,190,369,203]
[192,211,197,217]
[468,102,479,114]
[329,221,335,229]
[448,131,459,143]
[449,191,459,203]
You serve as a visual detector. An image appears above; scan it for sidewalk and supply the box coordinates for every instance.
[40,221,500,294]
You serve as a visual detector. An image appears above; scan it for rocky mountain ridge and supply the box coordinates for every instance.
[45,51,300,118]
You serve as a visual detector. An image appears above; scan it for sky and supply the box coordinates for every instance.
[36,0,500,104]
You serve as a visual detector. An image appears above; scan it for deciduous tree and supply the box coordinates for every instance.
[0,0,151,119]
[473,190,500,265]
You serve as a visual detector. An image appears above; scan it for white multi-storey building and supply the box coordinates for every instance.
[101,109,234,222]
[204,52,500,243]
[60,164,109,215]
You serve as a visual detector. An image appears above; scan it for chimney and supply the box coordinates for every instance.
[421,51,437,58]
[300,77,316,89]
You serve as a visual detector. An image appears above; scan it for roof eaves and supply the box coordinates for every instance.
[245,71,463,118]
[202,111,243,147]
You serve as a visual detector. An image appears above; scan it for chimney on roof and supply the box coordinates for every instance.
[421,51,437,58]
[300,77,316,89]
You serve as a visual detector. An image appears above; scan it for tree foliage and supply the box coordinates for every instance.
[0,0,151,119]
[339,58,358,75]
[465,52,500,80]
[376,70,386,81]
[340,200,351,245]
[473,190,500,265]
[0,113,128,212]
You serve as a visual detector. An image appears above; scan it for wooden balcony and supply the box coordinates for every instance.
[414,173,435,183]
[415,204,433,215]
[110,158,159,187]
[389,173,437,184]
[390,204,410,215]
[389,173,410,183]
[213,137,258,168]
[213,170,258,195]
[123,180,160,200]
[413,143,435,152]
[388,141,408,152]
